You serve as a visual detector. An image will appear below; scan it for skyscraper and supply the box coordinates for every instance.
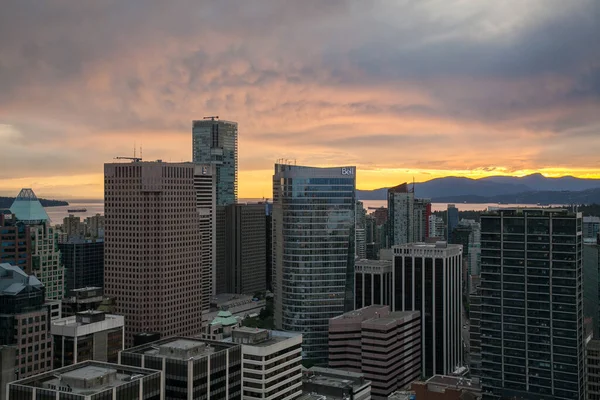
[194,163,216,311]
[392,242,463,377]
[10,189,64,300]
[480,208,584,399]
[104,161,202,345]
[388,183,430,246]
[58,238,104,294]
[192,118,238,206]
[273,164,356,362]
[447,204,459,241]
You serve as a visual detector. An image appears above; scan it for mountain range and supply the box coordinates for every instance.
[357,174,600,203]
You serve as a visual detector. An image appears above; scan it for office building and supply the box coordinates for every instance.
[192,117,238,206]
[58,238,104,295]
[1,346,16,400]
[84,214,104,238]
[357,202,368,259]
[7,361,161,400]
[61,287,109,317]
[51,311,124,368]
[388,184,431,246]
[410,375,482,400]
[120,337,242,399]
[194,163,217,310]
[266,202,273,291]
[372,207,388,227]
[329,306,421,399]
[584,239,600,336]
[221,203,267,295]
[104,161,202,345]
[230,328,302,400]
[10,189,64,300]
[446,205,459,241]
[0,210,31,273]
[273,164,356,362]
[392,243,463,377]
[588,339,600,399]
[584,216,600,240]
[468,287,482,379]
[0,263,52,379]
[355,259,393,309]
[300,367,371,400]
[480,208,584,399]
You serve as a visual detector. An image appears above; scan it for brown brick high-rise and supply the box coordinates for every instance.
[104,161,202,346]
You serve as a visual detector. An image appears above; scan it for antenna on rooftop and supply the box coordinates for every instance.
[203,116,219,121]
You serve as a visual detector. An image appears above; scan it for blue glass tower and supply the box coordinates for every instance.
[272,164,356,362]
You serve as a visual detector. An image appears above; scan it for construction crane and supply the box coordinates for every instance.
[203,116,219,120]
[114,156,142,162]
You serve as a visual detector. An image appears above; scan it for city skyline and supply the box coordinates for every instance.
[0,1,599,199]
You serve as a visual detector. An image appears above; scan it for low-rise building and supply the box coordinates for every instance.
[410,375,481,400]
[61,287,106,317]
[300,367,371,400]
[201,310,241,340]
[7,360,161,400]
[329,306,421,399]
[120,337,242,400]
[202,293,266,325]
[51,310,124,368]
[229,327,302,400]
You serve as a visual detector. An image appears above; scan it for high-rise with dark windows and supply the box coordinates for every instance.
[58,238,104,294]
[273,164,356,362]
[192,118,238,206]
[480,208,584,400]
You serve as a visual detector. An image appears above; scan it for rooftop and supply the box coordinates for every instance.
[227,327,300,347]
[584,216,600,223]
[482,207,577,217]
[0,263,43,296]
[426,375,481,392]
[355,259,392,268]
[52,312,123,328]
[9,361,159,395]
[303,367,369,390]
[9,188,50,224]
[209,310,239,326]
[123,337,238,360]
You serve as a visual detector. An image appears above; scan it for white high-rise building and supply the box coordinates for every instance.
[392,242,463,377]
[428,214,445,238]
[388,183,431,245]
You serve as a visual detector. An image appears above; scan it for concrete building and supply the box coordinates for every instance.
[58,238,104,295]
[61,287,108,317]
[0,210,31,273]
[120,337,242,399]
[329,306,421,399]
[61,215,83,238]
[229,327,302,400]
[468,286,482,379]
[392,243,463,377]
[192,117,238,206]
[7,360,161,400]
[104,161,202,345]
[584,239,600,336]
[84,214,104,238]
[587,339,600,400]
[428,215,445,239]
[194,163,217,311]
[51,311,124,368]
[388,184,430,246]
[10,189,64,300]
[202,293,266,325]
[202,310,240,341]
[410,375,481,400]
[220,203,267,295]
[355,259,393,310]
[273,164,356,362]
[0,263,52,380]
[300,367,371,400]
[0,346,16,400]
[480,208,585,399]
[413,199,432,244]
[584,216,600,240]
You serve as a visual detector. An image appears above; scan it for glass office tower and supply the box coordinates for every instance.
[480,208,584,400]
[192,118,238,206]
[273,164,356,362]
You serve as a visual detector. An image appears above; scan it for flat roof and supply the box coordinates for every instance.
[426,375,481,391]
[9,361,159,395]
[226,328,301,347]
[303,367,367,390]
[123,337,238,360]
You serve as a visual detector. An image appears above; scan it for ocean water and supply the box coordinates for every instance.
[45,202,105,224]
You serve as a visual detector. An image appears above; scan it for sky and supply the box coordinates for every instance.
[0,1,599,200]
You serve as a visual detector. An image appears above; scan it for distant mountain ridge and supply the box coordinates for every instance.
[0,197,68,209]
[357,174,600,202]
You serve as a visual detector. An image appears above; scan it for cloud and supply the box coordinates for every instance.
[0,0,598,198]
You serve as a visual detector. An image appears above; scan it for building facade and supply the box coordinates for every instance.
[355,259,393,310]
[10,189,64,300]
[388,184,430,246]
[222,203,267,295]
[584,216,600,240]
[469,286,482,379]
[0,263,52,380]
[588,339,600,400]
[7,361,161,400]
[300,367,371,400]
[192,118,238,206]
[480,208,585,400]
[329,306,421,399]
[58,238,104,295]
[272,164,356,362]
[584,240,600,337]
[120,337,242,400]
[392,243,463,377]
[230,328,302,400]
[0,210,31,273]
[447,204,459,241]
[104,161,202,345]
[51,311,124,368]
[194,163,217,311]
